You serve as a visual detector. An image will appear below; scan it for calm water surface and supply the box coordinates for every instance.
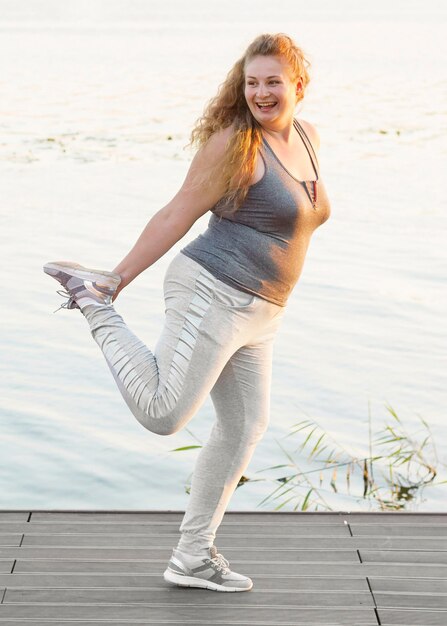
[1,0,446,512]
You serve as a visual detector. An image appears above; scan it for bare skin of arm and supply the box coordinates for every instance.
[111,127,232,300]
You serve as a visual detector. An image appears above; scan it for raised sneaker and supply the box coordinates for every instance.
[43,261,121,312]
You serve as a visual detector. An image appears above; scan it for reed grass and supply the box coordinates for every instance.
[172,404,446,511]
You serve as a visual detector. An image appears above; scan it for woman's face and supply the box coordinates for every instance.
[244,55,301,128]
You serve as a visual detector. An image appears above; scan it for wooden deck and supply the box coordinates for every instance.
[0,511,446,625]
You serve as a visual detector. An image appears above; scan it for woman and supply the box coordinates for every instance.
[44,33,331,592]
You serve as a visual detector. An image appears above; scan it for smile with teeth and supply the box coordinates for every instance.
[256,102,277,110]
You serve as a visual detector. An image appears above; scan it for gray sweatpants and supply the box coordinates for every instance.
[82,252,285,554]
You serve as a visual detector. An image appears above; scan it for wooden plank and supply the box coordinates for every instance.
[13,546,359,562]
[370,578,447,594]
[9,559,365,576]
[363,563,447,578]
[18,534,447,551]
[11,560,442,576]
[0,560,14,574]
[378,608,447,625]
[9,559,447,584]
[14,545,360,562]
[0,617,344,626]
[351,524,447,537]
[0,512,29,521]
[0,535,22,547]
[2,587,374,607]
[0,573,369,591]
[0,617,377,626]
[4,557,447,577]
[11,558,170,575]
[18,533,355,549]
[346,513,447,524]
[0,521,351,536]
[374,593,447,610]
[360,550,447,565]
[12,557,359,576]
[0,604,379,623]
[29,511,347,524]
[352,538,444,550]
[0,618,372,626]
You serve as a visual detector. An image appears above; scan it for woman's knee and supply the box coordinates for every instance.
[136,405,188,436]
[140,416,182,437]
[245,414,270,443]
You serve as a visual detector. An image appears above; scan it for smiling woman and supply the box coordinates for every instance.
[43,32,331,594]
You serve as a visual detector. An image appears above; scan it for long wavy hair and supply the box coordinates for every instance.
[189,33,311,214]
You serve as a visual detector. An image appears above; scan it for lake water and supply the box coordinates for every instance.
[1,0,446,513]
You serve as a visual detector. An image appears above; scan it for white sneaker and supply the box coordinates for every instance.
[43,261,121,311]
[163,545,253,592]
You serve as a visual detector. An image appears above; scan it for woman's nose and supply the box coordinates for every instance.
[256,83,270,97]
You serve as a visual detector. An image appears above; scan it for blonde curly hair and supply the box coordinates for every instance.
[189,33,311,214]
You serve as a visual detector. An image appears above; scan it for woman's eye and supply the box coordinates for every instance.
[246,80,280,87]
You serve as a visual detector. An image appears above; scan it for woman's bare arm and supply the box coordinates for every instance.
[112,127,232,299]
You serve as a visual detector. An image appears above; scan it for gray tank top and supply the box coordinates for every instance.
[181,119,331,306]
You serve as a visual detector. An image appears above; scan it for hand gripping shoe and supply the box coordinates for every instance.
[43,261,121,312]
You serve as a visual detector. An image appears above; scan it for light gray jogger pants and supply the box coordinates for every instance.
[82,252,285,554]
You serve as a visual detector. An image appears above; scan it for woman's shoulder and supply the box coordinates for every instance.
[204,124,234,153]
[191,125,234,172]
[295,117,321,153]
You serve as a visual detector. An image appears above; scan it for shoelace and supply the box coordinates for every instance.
[53,289,79,314]
[209,552,230,573]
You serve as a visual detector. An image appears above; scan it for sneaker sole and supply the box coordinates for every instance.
[163,568,253,592]
[43,262,121,288]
